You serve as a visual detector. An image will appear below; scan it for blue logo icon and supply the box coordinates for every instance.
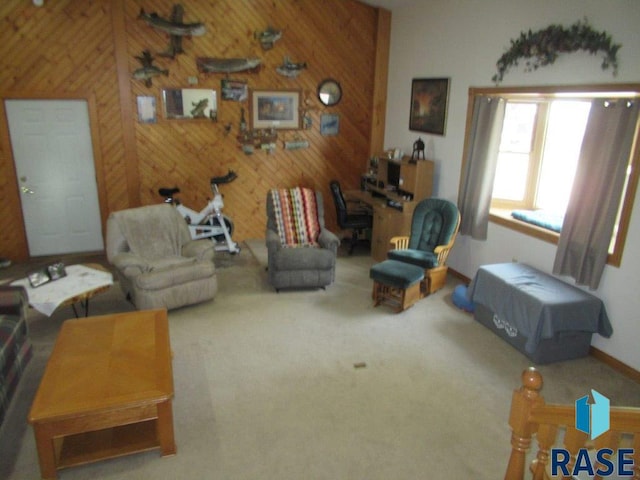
[575,389,610,440]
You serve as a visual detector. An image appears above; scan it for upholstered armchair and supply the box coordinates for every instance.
[106,204,217,310]
[387,198,460,296]
[266,188,339,291]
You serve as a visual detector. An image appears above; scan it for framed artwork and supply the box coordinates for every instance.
[162,88,217,120]
[221,79,248,102]
[320,113,340,136]
[409,78,450,135]
[249,89,301,129]
[137,96,157,124]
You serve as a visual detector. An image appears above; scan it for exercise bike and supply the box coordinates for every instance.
[158,170,241,254]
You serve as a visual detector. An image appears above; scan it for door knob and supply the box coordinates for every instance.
[21,186,35,194]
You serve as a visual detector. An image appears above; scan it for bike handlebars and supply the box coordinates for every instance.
[211,170,238,186]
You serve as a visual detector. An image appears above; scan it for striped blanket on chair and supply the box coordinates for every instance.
[271,187,321,247]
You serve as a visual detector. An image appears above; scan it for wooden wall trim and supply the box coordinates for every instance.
[111,0,140,207]
[0,97,28,260]
[590,347,640,384]
[369,7,391,158]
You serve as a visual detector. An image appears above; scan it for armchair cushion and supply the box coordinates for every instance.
[270,187,321,247]
[410,198,460,253]
[387,249,438,269]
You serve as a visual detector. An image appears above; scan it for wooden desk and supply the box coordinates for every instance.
[346,189,416,261]
[29,309,175,479]
[350,156,434,261]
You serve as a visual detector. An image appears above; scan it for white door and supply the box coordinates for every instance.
[5,99,104,256]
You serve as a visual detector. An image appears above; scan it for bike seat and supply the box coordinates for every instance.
[158,187,180,197]
[211,170,237,185]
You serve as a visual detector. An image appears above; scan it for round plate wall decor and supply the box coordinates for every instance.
[317,79,342,106]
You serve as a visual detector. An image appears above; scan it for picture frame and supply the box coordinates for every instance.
[137,96,157,124]
[320,113,340,136]
[249,89,301,130]
[409,78,450,135]
[162,88,217,120]
[221,79,248,102]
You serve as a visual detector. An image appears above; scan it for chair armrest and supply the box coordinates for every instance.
[0,286,28,317]
[390,236,410,249]
[318,228,340,252]
[434,241,456,266]
[111,252,149,276]
[182,239,215,262]
[266,229,281,253]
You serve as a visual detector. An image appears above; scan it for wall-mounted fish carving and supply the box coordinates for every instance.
[132,50,169,87]
[138,7,206,37]
[255,27,282,50]
[276,57,307,78]
[196,57,262,74]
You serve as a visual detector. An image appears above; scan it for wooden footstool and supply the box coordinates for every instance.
[370,260,424,312]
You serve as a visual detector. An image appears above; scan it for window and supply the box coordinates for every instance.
[462,84,640,267]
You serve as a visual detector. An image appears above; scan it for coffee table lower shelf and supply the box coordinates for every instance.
[55,420,160,470]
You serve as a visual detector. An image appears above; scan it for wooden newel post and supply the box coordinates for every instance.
[504,367,544,480]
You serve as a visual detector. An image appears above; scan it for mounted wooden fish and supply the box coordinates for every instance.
[132,50,168,87]
[254,27,282,50]
[138,7,206,36]
[275,57,307,78]
[196,57,262,74]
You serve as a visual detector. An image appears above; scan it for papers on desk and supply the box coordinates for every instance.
[11,264,113,316]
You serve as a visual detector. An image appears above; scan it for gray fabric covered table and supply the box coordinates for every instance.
[468,263,612,359]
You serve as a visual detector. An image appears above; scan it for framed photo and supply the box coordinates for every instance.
[162,88,217,120]
[320,114,340,136]
[409,78,450,135]
[249,89,301,129]
[221,79,248,102]
[137,96,157,124]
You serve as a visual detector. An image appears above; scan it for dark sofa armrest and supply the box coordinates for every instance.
[0,286,28,317]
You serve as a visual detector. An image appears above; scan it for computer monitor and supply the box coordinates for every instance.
[387,161,401,189]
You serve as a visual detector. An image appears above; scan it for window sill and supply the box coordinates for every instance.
[489,209,619,266]
[489,209,559,245]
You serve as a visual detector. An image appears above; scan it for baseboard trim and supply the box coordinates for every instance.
[589,347,640,384]
[448,267,471,284]
[447,268,640,384]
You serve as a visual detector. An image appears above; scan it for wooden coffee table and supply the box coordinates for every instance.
[28,309,176,479]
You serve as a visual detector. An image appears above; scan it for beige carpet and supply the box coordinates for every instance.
[1,241,639,479]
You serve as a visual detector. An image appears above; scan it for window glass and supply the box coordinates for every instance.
[492,103,537,201]
[536,101,591,213]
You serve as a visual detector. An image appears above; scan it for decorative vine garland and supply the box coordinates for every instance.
[492,19,621,83]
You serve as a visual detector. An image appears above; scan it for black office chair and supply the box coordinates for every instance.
[329,180,373,254]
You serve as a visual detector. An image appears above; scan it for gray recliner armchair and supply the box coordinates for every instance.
[106,204,217,310]
[266,188,339,291]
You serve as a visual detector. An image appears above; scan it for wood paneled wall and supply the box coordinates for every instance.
[0,0,388,261]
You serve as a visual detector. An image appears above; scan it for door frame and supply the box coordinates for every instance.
[0,91,107,260]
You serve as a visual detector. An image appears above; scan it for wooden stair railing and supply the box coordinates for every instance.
[505,367,640,480]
